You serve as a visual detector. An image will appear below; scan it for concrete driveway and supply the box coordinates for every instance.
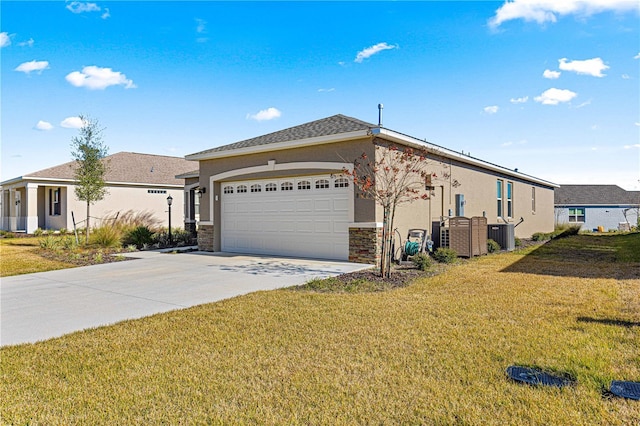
[1,250,369,346]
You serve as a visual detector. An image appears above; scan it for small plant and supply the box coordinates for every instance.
[61,235,78,250]
[90,225,122,248]
[412,253,433,271]
[33,228,44,237]
[487,239,501,253]
[126,244,137,252]
[39,235,60,250]
[93,252,104,263]
[514,237,522,247]
[433,247,457,263]
[0,230,16,238]
[59,228,69,235]
[123,226,154,249]
[532,232,550,241]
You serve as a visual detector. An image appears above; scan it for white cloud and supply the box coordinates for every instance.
[634,52,640,59]
[534,88,577,105]
[575,99,592,108]
[510,96,528,104]
[0,32,11,48]
[246,107,282,121]
[101,8,110,19]
[66,1,101,13]
[18,38,35,47]
[60,117,83,129]
[543,69,561,79]
[35,121,53,131]
[318,88,335,92]
[622,74,630,79]
[66,66,136,90]
[483,105,499,114]
[559,57,609,77]
[501,141,513,147]
[354,42,398,63]
[14,60,50,74]
[489,0,639,28]
[624,144,640,149]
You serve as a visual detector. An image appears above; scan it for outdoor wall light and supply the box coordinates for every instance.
[196,187,206,198]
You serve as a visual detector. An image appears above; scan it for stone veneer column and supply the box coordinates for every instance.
[348,225,382,265]
[197,224,214,251]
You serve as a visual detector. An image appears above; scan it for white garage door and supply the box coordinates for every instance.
[221,175,351,260]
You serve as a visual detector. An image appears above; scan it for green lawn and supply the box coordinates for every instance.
[1,233,639,424]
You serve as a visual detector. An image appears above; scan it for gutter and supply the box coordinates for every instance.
[371,127,559,188]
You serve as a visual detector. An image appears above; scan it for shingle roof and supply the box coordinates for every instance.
[188,114,375,157]
[555,184,640,205]
[23,152,195,186]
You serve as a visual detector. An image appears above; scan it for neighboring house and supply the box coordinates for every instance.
[555,184,640,231]
[185,114,557,264]
[1,152,194,234]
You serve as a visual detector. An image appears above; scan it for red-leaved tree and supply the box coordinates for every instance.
[343,141,448,278]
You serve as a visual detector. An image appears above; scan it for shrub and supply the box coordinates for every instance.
[39,235,60,250]
[0,230,16,238]
[514,237,522,247]
[532,232,551,241]
[487,239,501,253]
[33,228,44,237]
[61,235,78,250]
[123,226,155,249]
[433,247,457,263]
[59,228,69,235]
[90,225,122,248]
[152,228,193,248]
[412,253,433,271]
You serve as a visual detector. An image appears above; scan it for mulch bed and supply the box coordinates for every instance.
[37,248,132,267]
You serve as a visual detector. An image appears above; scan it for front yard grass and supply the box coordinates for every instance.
[0,237,75,277]
[1,233,639,424]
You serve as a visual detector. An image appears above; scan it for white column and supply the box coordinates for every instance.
[8,188,17,231]
[25,183,39,233]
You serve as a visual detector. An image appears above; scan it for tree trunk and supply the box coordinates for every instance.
[85,201,90,244]
[380,206,392,278]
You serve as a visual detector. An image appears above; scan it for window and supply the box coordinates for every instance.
[335,177,349,188]
[223,186,234,194]
[531,187,536,213]
[281,182,293,191]
[265,183,277,192]
[496,180,503,217]
[568,208,585,223]
[315,179,329,189]
[250,184,262,193]
[49,188,61,216]
[298,180,311,190]
[237,185,247,193]
[506,181,513,218]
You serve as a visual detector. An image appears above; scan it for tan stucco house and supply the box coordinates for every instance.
[185,114,557,263]
[1,152,194,234]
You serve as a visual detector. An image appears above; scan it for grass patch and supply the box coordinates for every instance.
[1,234,639,424]
[0,237,75,277]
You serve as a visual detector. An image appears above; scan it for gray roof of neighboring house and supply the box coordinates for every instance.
[10,152,195,186]
[555,184,640,206]
[188,114,375,157]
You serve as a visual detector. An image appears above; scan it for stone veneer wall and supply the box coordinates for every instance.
[197,224,214,251]
[349,226,382,265]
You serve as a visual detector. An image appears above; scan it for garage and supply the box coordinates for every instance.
[221,174,352,260]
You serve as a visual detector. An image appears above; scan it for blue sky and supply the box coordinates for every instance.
[2,0,639,189]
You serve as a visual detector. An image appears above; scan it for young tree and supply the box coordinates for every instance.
[71,116,109,244]
[344,141,449,278]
